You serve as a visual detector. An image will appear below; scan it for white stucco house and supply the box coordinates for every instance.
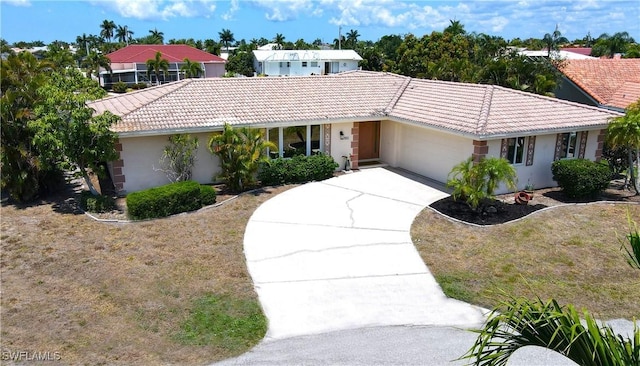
[87,71,621,195]
[253,49,362,76]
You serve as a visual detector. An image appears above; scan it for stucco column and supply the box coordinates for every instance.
[472,140,488,164]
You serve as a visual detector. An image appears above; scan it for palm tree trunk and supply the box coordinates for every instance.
[629,148,639,195]
[634,147,640,195]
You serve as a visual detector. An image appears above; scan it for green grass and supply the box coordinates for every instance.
[176,293,267,353]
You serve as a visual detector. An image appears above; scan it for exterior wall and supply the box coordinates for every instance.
[330,122,354,170]
[259,60,358,77]
[381,122,473,184]
[203,63,225,78]
[119,132,218,193]
[554,76,598,107]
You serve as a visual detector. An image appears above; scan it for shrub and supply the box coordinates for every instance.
[199,185,217,206]
[258,153,338,185]
[551,159,611,198]
[80,191,116,213]
[112,81,128,93]
[447,157,517,209]
[131,82,148,90]
[127,180,206,220]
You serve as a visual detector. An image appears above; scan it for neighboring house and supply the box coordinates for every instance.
[100,44,226,88]
[517,48,596,60]
[560,47,592,57]
[87,71,620,194]
[555,59,640,112]
[253,49,362,76]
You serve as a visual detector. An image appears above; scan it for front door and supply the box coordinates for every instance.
[359,121,380,160]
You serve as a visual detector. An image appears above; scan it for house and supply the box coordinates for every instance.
[555,59,640,112]
[87,71,621,195]
[253,49,362,76]
[100,44,226,89]
[517,48,596,60]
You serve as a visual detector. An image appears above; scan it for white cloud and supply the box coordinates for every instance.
[222,0,239,20]
[103,0,213,21]
[3,0,31,6]
[251,0,318,22]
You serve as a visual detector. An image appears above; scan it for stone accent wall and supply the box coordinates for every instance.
[472,140,488,163]
[112,140,126,193]
[595,129,606,162]
[350,124,359,169]
[323,124,331,156]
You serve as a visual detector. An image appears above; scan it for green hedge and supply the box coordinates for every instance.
[551,159,612,198]
[112,81,128,93]
[127,181,216,220]
[258,153,338,186]
[80,191,116,213]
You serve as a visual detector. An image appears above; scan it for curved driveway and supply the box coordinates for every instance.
[243,167,486,340]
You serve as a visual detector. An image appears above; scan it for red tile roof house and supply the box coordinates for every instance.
[555,59,640,112]
[87,70,621,195]
[99,44,226,89]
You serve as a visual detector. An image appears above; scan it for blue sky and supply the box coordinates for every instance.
[1,0,639,45]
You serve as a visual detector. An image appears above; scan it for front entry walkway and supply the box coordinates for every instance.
[243,168,487,340]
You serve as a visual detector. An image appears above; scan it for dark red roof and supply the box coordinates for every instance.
[560,47,592,56]
[106,45,225,63]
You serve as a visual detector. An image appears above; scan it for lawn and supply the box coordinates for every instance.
[411,203,640,319]
[0,185,292,365]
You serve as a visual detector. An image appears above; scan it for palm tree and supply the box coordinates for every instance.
[219,28,234,51]
[444,19,466,36]
[273,33,285,50]
[180,58,202,78]
[81,51,111,78]
[447,156,517,209]
[607,100,640,194]
[598,32,635,58]
[116,25,134,45]
[100,19,116,43]
[346,29,360,48]
[148,28,164,44]
[146,51,169,85]
[76,33,90,55]
[542,24,568,57]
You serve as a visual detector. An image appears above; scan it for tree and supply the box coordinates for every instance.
[82,51,111,78]
[76,33,90,55]
[146,51,169,85]
[180,58,203,78]
[44,43,75,69]
[592,32,635,58]
[116,25,134,45]
[447,156,517,210]
[100,19,116,43]
[225,51,255,76]
[219,28,234,50]
[203,39,220,55]
[156,134,199,182]
[346,29,360,48]
[607,99,640,194]
[208,124,276,192]
[148,28,164,44]
[444,19,466,36]
[542,24,568,57]
[273,33,285,50]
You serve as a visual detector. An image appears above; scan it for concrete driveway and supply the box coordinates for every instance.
[243,167,487,340]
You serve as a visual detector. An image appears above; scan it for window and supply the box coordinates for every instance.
[506,137,525,164]
[266,125,323,158]
[302,62,308,67]
[310,61,318,67]
[559,132,577,159]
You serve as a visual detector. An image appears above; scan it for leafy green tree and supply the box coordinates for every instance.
[203,39,221,55]
[592,32,635,58]
[219,28,234,50]
[463,294,639,366]
[225,51,255,77]
[82,51,111,78]
[447,156,517,210]
[607,99,640,194]
[208,124,276,192]
[180,58,203,78]
[44,43,75,69]
[146,51,169,85]
[157,134,199,182]
[116,25,134,45]
[100,19,116,43]
[76,33,91,55]
[444,19,466,36]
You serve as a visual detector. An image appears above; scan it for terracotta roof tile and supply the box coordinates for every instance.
[88,71,621,138]
[559,59,640,109]
[106,44,225,63]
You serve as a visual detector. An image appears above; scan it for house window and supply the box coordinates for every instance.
[302,62,308,67]
[559,132,578,159]
[506,137,526,164]
[267,125,323,158]
[310,61,318,67]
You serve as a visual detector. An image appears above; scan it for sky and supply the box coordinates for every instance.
[1,0,639,46]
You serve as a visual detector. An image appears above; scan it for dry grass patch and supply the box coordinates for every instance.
[411,203,640,319]
[1,185,292,365]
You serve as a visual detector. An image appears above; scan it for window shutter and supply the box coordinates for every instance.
[578,131,588,159]
[554,134,563,161]
[526,136,536,166]
[500,139,508,159]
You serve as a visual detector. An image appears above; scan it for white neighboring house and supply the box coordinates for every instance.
[253,49,362,76]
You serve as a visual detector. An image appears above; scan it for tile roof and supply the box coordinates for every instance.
[106,45,226,63]
[559,59,640,109]
[88,71,621,138]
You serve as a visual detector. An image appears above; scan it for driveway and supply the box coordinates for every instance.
[243,167,486,340]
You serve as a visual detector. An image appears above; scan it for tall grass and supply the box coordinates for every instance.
[462,294,639,366]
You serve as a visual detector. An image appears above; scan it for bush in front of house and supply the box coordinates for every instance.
[131,82,148,90]
[551,158,612,199]
[127,180,214,220]
[80,191,116,213]
[258,153,338,186]
[199,185,217,206]
[112,81,128,93]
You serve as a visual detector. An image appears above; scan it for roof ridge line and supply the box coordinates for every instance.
[383,75,412,115]
[476,85,494,135]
